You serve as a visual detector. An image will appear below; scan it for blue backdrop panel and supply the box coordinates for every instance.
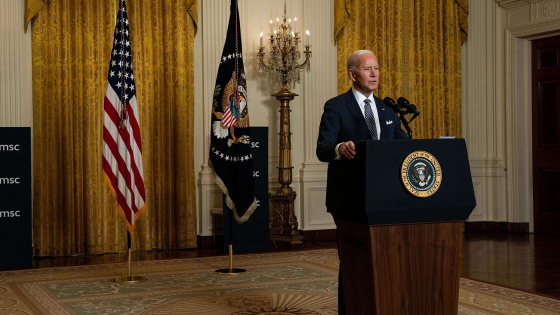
[0,127,32,270]
[224,127,269,253]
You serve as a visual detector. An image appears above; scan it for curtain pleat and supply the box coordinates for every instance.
[28,0,197,257]
[335,0,467,139]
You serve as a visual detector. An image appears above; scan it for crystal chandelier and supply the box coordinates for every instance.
[257,5,311,92]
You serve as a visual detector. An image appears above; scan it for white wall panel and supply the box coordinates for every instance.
[462,1,508,223]
[470,181,485,220]
[0,0,33,128]
[299,0,337,230]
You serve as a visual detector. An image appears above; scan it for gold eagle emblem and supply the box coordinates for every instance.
[212,71,250,146]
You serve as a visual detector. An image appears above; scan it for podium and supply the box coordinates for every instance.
[328,139,476,315]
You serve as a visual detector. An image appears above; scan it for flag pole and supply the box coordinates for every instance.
[111,230,147,282]
[215,205,247,275]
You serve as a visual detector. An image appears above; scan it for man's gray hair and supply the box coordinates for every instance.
[347,50,375,73]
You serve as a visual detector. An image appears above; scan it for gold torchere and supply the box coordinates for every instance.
[257,4,311,249]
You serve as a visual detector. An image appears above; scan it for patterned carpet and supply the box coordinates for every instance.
[1,249,559,314]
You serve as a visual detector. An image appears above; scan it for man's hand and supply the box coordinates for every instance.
[339,141,356,160]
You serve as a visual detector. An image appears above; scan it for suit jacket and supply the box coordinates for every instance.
[316,88,407,212]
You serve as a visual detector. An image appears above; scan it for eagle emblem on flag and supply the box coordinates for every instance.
[212,71,250,147]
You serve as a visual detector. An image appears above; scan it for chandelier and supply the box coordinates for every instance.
[257,5,311,92]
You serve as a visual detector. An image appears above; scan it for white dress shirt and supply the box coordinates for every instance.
[334,87,381,159]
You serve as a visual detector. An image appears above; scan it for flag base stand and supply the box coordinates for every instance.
[214,268,247,275]
[111,232,147,283]
[112,275,147,282]
[214,245,247,275]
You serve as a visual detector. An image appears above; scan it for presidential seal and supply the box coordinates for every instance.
[401,151,442,198]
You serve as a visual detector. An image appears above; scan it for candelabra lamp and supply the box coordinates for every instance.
[257,6,311,249]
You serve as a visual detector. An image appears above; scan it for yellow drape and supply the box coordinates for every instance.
[26,0,198,257]
[24,0,45,33]
[335,0,468,139]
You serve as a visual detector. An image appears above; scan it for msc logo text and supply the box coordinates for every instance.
[0,178,20,184]
[0,144,20,151]
[0,210,21,218]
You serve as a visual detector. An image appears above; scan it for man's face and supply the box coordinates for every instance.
[349,54,379,96]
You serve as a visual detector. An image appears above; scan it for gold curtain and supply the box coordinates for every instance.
[335,0,468,139]
[27,0,198,257]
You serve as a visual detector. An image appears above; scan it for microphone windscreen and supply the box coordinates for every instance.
[407,104,418,114]
[397,97,410,106]
[383,97,400,113]
[383,97,397,107]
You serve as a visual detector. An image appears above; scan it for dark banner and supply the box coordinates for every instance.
[210,0,256,224]
[0,127,32,270]
[224,127,269,253]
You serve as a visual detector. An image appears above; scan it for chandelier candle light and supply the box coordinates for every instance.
[257,16,311,91]
[257,2,311,248]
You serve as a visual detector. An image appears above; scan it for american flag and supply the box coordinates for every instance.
[102,0,146,233]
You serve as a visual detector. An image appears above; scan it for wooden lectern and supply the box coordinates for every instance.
[327,139,476,315]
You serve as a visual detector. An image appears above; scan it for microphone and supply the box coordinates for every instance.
[383,97,401,113]
[397,97,410,107]
[397,97,419,114]
[407,104,419,114]
[383,97,397,107]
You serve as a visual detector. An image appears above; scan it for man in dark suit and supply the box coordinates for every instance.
[316,50,407,314]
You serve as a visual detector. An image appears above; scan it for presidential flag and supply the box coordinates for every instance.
[209,0,256,224]
[102,0,146,233]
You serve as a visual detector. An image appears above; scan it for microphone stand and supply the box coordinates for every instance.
[398,113,413,139]
[383,97,420,140]
[398,111,419,140]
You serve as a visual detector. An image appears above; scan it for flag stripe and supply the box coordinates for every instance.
[103,128,145,208]
[105,152,134,221]
[103,115,145,200]
[117,150,134,216]
[103,154,140,216]
[104,88,146,200]
[102,129,119,175]
[104,87,121,123]
[126,99,146,186]
[128,96,143,152]
[102,155,118,185]
[104,110,145,195]
[118,124,139,214]
[118,126,137,214]
[222,107,237,127]
[103,160,133,220]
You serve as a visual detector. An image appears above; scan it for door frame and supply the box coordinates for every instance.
[504,29,560,232]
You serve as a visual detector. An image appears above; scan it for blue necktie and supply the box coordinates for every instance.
[364,99,378,140]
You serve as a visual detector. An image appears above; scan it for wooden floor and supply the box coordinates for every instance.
[462,232,560,298]
[31,232,560,300]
